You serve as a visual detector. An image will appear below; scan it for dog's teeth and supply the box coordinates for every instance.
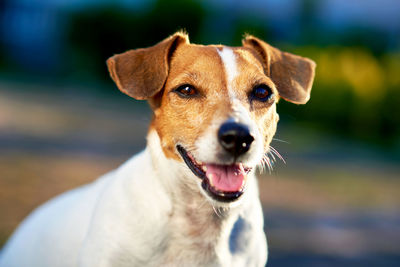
[208,174,214,185]
[203,166,207,171]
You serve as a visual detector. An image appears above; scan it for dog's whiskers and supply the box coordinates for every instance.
[184,144,197,152]
[259,146,286,174]
[197,199,209,210]
[269,146,286,164]
[211,204,223,218]
[264,156,273,173]
[268,150,276,163]
[209,201,229,218]
[272,138,289,144]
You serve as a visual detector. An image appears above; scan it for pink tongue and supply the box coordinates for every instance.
[205,163,246,192]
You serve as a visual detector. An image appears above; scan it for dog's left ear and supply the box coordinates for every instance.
[107,32,189,100]
[242,35,316,104]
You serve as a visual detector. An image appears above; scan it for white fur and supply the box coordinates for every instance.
[217,47,238,100]
[0,130,267,267]
[195,116,226,165]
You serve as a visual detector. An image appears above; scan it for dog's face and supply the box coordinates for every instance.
[153,45,279,203]
[107,32,315,205]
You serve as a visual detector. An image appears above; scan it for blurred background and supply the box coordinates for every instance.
[0,0,399,266]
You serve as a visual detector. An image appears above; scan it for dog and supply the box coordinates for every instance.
[0,32,315,267]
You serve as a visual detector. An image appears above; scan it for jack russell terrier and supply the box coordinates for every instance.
[0,32,315,267]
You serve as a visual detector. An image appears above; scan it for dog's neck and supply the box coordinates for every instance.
[146,129,257,264]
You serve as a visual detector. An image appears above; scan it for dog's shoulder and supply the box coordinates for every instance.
[78,149,175,266]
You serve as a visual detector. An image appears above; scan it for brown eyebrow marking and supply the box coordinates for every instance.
[181,71,199,81]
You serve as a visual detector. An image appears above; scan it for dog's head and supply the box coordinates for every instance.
[107,32,315,205]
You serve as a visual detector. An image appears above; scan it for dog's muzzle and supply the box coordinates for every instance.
[176,121,255,203]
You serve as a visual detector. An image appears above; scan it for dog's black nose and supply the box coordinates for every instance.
[218,122,254,158]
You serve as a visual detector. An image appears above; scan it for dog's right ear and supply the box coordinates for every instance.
[107,32,189,100]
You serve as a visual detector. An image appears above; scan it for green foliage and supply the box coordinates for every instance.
[278,46,400,146]
[66,0,205,81]
[231,15,270,46]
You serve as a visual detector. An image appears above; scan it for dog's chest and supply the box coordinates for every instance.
[157,201,254,266]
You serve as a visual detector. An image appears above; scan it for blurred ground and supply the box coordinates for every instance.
[0,80,399,266]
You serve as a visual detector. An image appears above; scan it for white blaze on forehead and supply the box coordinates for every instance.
[217,47,238,99]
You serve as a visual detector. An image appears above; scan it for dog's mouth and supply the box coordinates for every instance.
[177,145,251,202]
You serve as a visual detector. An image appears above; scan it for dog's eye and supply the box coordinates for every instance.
[251,85,273,102]
[174,84,198,98]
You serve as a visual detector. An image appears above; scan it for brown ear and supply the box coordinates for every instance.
[242,35,316,104]
[107,32,189,100]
